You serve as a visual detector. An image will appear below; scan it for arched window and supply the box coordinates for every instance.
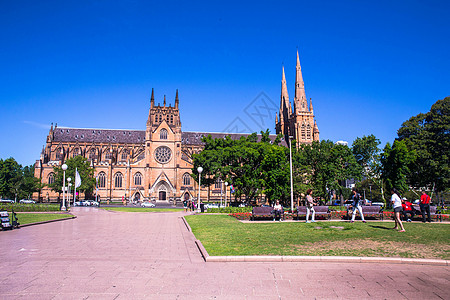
[215,179,222,189]
[170,115,173,124]
[301,124,306,140]
[73,148,80,157]
[134,172,142,186]
[121,149,128,161]
[114,172,123,188]
[182,173,191,186]
[306,124,312,140]
[159,115,162,122]
[166,115,170,122]
[48,173,55,185]
[97,172,106,188]
[155,115,158,123]
[160,129,168,140]
[105,150,111,160]
[55,148,62,160]
[89,148,96,160]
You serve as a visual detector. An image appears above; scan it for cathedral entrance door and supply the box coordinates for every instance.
[159,191,166,201]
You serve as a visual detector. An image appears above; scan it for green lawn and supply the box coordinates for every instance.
[186,215,450,259]
[100,207,182,212]
[16,213,73,225]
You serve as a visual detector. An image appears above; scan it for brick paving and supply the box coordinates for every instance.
[0,207,448,299]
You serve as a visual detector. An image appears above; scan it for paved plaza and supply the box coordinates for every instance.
[0,208,449,299]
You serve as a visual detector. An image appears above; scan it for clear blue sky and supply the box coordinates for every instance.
[1,0,449,167]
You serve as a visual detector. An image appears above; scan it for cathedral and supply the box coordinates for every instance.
[34,51,319,203]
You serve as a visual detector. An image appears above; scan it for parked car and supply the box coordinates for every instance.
[0,199,14,203]
[19,199,36,204]
[85,200,99,206]
[141,201,155,208]
[206,203,220,209]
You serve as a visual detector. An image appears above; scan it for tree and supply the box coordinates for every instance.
[192,130,289,205]
[397,97,449,193]
[295,140,362,203]
[49,156,96,199]
[352,135,385,202]
[0,158,22,200]
[380,140,416,195]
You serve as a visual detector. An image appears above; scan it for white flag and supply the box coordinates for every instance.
[75,169,82,188]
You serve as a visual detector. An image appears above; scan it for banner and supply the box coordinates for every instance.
[75,169,81,188]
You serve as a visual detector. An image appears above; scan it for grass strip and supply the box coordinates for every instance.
[185,215,450,259]
[100,207,182,212]
[15,213,73,225]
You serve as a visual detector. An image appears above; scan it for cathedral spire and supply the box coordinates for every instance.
[281,66,290,112]
[163,95,166,107]
[309,97,313,113]
[150,88,155,108]
[295,50,307,111]
[175,89,179,109]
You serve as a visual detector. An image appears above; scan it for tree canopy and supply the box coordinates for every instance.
[0,158,41,201]
[397,96,449,193]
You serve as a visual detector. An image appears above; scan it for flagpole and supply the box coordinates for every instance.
[74,167,77,206]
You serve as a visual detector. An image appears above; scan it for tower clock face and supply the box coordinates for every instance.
[154,146,172,164]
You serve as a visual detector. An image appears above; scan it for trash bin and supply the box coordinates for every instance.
[200,203,205,212]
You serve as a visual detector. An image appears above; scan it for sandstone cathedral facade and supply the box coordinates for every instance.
[34,51,319,203]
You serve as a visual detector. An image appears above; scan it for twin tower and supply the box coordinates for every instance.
[275,51,319,146]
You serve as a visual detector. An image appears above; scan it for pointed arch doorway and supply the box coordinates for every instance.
[157,182,168,202]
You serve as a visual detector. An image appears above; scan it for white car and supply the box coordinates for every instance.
[19,199,36,204]
[141,201,155,208]
[206,203,220,209]
[0,199,14,203]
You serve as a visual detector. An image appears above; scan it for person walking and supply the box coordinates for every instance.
[183,197,188,212]
[420,191,431,222]
[273,200,283,221]
[350,187,366,223]
[391,188,405,232]
[305,189,316,223]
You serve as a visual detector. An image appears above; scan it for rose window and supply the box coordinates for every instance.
[154,146,172,164]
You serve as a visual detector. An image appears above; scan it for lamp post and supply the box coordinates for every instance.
[289,136,294,213]
[61,164,68,211]
[225,181,228,207]
[197,166,203,213]
[67,177,72,208]
[369,184,372,203]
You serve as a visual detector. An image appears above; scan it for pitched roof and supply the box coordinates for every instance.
[51,127,285,146]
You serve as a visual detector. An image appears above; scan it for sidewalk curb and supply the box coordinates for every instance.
[18,214,76,228]
[183,217,449,266]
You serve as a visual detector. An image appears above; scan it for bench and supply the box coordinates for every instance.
[413,205,442,222]
[295,206,331,220]
[347,205,383,220]
[251,206,284,221]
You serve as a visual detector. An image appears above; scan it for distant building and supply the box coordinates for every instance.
[275,51,319,146]
[34,51,320,203]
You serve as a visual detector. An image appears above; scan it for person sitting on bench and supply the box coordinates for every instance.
[273,200,282,221]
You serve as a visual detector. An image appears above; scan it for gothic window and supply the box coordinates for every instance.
[55,148,62,160]
[48,173,55,185]
[182,173,191,186]
[170,115,173,124]
[155,115,158,123]
[105,150,112,160]
[160,129,168,140]
[114,172,123,188]
[134,172,142,186]
[121,149,128,161]
[154,146,172,164]
[301,124,306,140]
[306,124,312,140]
[97,172,106,188]
[166,115,169,122]
[159,115,162,123]
[215,179,222,189]
[73,148,80,157]
[89,148,96,160]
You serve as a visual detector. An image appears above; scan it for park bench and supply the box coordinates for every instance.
[413,205,442,222]
[347,205,384,220]
[251,206,284,221]
[295,206,331,220]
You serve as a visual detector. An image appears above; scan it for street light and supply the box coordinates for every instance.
[67,177,71,208]
[61,164,68,211]
[224,181,228,207]
[289,136,294,213]
[197,166,203,213]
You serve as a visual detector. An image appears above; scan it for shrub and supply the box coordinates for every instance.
[0,203,60,212]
